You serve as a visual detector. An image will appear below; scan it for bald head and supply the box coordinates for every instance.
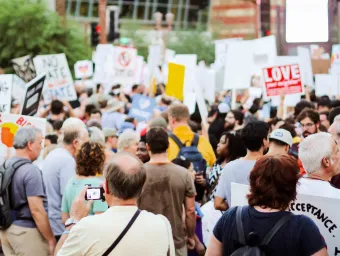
[105,153,146,200]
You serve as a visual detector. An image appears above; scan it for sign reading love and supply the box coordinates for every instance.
[263,64,303,97]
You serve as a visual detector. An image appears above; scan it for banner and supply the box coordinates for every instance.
[0,75,12,114]
[113,47,137,86]
[166,63,185,101]
[0,113,46,163]
[263,64,303,97]
[128,95,156,122]
[20,74,45,116]
[231,183,340,256]
[33,53,77,104]
[11,55,36,83]
[74,60,93,79]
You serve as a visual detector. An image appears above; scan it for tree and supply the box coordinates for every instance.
[0,0,90,73]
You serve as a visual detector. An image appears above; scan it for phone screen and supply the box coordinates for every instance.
[85,187,102,200]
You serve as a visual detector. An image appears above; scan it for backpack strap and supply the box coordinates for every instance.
[11,159,31,171]
[260,214,292,246]
[169,133,185,149]
[235,206,246,245]
[191,134,200,147]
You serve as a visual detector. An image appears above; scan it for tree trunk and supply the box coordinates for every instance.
[56,0,66,17]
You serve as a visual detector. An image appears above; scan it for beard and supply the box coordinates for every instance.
[225,122,235,131]
[303,130,316,138]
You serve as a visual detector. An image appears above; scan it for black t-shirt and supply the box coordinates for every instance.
[213,206,326,256]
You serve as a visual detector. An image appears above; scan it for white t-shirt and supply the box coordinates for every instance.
[57,206,175,256]
[298,178,340,199]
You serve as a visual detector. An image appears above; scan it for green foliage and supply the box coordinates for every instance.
[120,22,215,64]
[0,0,90,73]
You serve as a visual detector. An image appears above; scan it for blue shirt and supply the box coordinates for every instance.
[214,206,326,256]
[42,148,76,236]
[101,112,125,130]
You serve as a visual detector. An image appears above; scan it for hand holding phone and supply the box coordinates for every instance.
[85,186,105,201]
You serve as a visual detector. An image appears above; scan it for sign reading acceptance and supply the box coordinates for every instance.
[263,64,303,97]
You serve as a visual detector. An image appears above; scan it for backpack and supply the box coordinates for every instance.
[0,159,31,230]
[231,207,292,256]
[169,133,207,173]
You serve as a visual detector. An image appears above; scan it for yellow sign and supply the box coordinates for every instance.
[166,63,185,101]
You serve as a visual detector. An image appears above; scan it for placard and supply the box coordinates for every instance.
[224,36,277,89]
[92,44,115,84]
[215,38,242,70]
[263,64,303,97]
[0,75,13,113]
[74,60,93,79]
[0,113,46,163]
[11,55,36,83]
[297,47,314,86]
[195,86,209,125]
[231,183,340,256]
[128,94,156,121]
[166,63,185,101]
[11,75,26,103]
[20,74,45,116]
[113,46,137,86]
[196,66,216,104]
[33,53,77,103]
[315,74,339,97]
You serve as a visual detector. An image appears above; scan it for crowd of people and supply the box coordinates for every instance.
[1,82,340,256]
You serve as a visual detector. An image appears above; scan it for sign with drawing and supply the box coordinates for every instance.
[128,94,156,121]
[74,60,93,79]
[11,55,36,83]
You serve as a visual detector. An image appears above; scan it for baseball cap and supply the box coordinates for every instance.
[218,102,230,114]
[103,128,117,138]
[269,129,293,147]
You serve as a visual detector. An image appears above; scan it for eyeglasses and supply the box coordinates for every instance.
[334,139,340,153]
[300,123,315,129]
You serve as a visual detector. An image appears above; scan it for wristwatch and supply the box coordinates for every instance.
[65,218,78,228]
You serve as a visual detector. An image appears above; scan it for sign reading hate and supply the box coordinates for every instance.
[263,64,303,97]
[33,53,77,104]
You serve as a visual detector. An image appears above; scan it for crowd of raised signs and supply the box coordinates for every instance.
[1,40,340,256]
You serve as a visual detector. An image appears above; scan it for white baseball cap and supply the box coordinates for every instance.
[218,103,230,114]
[269,129,293,147]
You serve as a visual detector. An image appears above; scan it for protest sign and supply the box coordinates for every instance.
[166,62,185,101]
[20,74,45,116]
[315,74,339,97]
[74,60,93,79]
[11,55,36,83]
[33,53,77,104]
[165,49,176,63]
[332,45,340,64]
[113,46,137,86]
[0,113,46,163]
[12,75,26,103]
[195,86,209,125]
[214,38,242,70]
[231,183,340,256]
[128,94,156,122]
[0,75,13,113]
[297,47,314,86]
[196,65,216,104]
[263,64,303,97]
[134,56,144,85]
[224,36,277,89]
[92,44,115,84]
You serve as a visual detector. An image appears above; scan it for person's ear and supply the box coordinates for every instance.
[146,144,151,152]
[104,179,110,194]
[286,145,290,153]
[321,157,331,168]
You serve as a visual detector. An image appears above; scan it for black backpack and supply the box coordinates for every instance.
[231,206,292,256]
[169,133,207,173]
[0,159,31,230]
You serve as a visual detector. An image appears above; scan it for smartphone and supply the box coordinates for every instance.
[85,186,105,201]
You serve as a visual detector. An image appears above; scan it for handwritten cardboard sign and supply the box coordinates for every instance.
[11,55,37,83]
[263,64,303,97]
[33,53,77,104]
[74,60,93,79]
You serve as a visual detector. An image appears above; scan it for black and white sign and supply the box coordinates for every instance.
[20,74,45,116]
[11,55,36,83]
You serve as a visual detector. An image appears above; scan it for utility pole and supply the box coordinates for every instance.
[99,0,107,44]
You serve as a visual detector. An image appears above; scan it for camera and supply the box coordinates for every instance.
[85,186,105,201]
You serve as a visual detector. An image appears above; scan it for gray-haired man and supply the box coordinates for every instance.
[0,127,56,255]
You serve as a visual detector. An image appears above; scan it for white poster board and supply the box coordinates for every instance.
[74,60,93,79]
[33,53,77,104]
[315,74,340,97]
[12,75,26,103]
[297,47,314,86]
[134,56,144,85]
[224,36,277,89]
[195,86,209,125]
[0,113,46,163]
[215,38,243,70]
[113,46,137,86]
[92,44,115,85]
[0,75,13,113]
[231,183,340,256]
